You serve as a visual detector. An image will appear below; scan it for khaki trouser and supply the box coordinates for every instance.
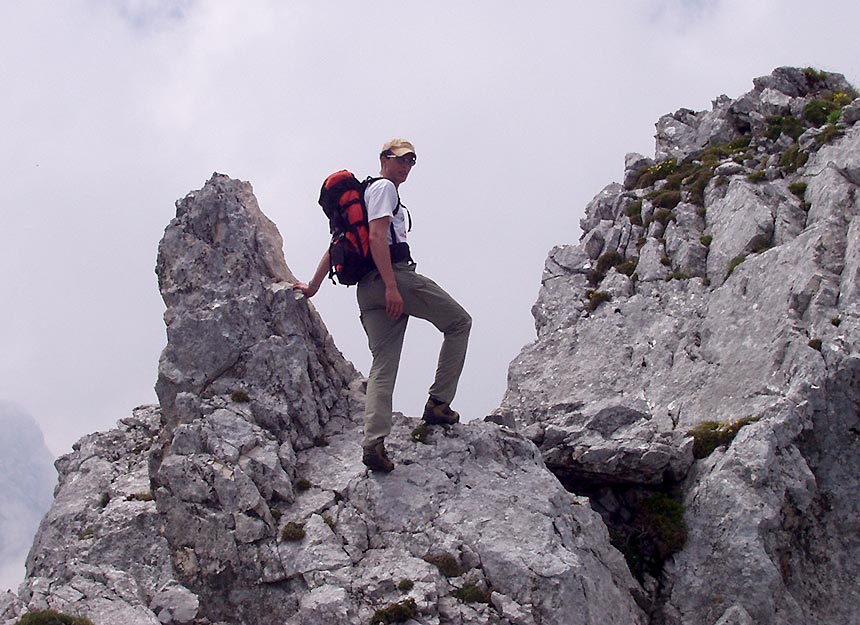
[357,262,471,446]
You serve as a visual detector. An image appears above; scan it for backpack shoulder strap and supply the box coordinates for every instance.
[363,176,402,216]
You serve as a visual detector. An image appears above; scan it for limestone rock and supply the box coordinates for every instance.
[500,67,860,624]
[154,173,357,446]
[12,68,860,625]
[9,174,647,625]
[12,406,180,625]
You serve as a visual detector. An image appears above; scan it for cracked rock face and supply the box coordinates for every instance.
[7,174,646,625]
[499,67,860,624]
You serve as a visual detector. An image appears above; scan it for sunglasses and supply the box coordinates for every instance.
[385,154,417,166]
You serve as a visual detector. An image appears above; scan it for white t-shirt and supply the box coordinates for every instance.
[364,178,408,245]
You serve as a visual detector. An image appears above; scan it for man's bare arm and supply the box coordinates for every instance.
[369,217,403,319]
[293,250,330,297]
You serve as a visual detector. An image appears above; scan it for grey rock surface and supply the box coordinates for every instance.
[8,174,646,625]
[10,68,860,625]
[15,406,173,625]
[499,67,860,624]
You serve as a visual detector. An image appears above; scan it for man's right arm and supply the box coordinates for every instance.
[369,216,403,319]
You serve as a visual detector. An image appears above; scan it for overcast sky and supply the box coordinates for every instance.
[2,0,859,457]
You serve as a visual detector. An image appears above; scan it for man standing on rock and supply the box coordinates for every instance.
[294,139,472,472]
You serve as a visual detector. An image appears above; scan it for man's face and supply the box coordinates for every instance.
[380,153,416,187]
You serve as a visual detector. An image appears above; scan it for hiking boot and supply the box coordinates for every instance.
[362,438,394,472]
[422,397,460,425]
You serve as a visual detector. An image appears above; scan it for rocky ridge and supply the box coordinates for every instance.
[3,176,643,624]
[4,66,860,625]
[497,66,860,624]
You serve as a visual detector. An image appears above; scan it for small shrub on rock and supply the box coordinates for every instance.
[651,191,681,210]
[808,338,823,351]
[700,234,712,247]
[16,610,95,625]
[127,491,155,502]
[585,290,611,312]
[832,317,842,327]
[397,578,414,592]
[832,90,859,106]
[281,521,306,542]
[295,478,312,492]
[639,494,687,560]
[747,170,766,183]
[688,416,760,459]
[596,250,625,274]
[765,115,804,141]
[779,144,809,174]
[726,254,747,279]
[612,491,687,582]
[803,66,827,83]
[369,598,417,625]
[652,207,677,226]
[665,272,691,281]
[452,583,492,604]
[230,389,250,403]
[589,250,626,285]
[789,181,808,198]
[624,199,643,225]
[803,98,840,126]
[411,422,430,444]
[815,123,844,145]
[424,553,465,577]
[686,166,715,206]
[635,159,677,188]
[616,259,638,277]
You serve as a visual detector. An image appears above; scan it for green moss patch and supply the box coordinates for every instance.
[16,611,94,625]
[585,290,611,312]
[452,583,492,604]
[688,416,760,459]
[726,254,747,279]
[369,598,417,625]
[612,492,687,581]
[424,553,465,577]
[281,521,306,542]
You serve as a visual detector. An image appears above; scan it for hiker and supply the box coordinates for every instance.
[294,138,472,472]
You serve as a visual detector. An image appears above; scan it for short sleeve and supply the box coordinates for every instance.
[365,179,399,222]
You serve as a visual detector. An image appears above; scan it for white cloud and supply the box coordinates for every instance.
[1,0,858,455]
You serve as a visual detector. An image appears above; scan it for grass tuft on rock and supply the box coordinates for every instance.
[397,578,414,593]
[411,422,430,444]
[281,521,306,542]
[688,416,760,459]
[423,553,465,578]
[585,290,611,312]
[16,611,95,625]
[452,583,492,604]
[369,598,417,625]
[230,389,250,403]
[725,254,747,279]
[612,491,687,582]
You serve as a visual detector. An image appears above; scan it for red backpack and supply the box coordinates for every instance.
[318,170,406,285]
